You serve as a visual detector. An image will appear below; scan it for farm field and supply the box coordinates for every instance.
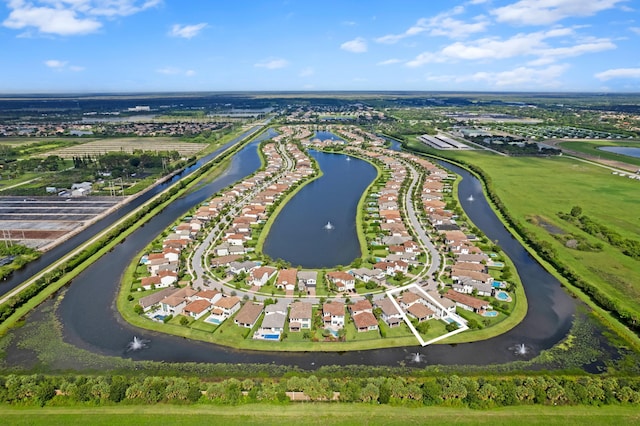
[407,140,640,325]
[39,138,208,158]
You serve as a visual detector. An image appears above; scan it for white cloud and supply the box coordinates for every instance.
[157,67,195,77]
[254,58,289,69]
[631,27,640,35]
[406,28,614,66]
[470,64,570,87]
[340,37,367,53]
[45,59,67,69]
[45,59,84,72]
[377,58,402,65]
[426,65,570,87]
[299,67,314,77]
[3,0,160,36]
[376,8,489,44]
[491,0,624,26]
[406,52,444,67]
[169,23,207,39]
[595,68,640,80]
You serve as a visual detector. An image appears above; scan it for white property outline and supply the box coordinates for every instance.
[386,283,469,347]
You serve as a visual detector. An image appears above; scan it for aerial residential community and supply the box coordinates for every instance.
[1,0,640,423]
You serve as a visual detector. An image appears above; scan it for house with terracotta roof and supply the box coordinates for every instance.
[326,271,355,292]
[193,289,222,304]
[248,266,277,287]
[349,299,373,316]
[183,299,212,320]
[211,296,241,320]
[234,302,264,328]
[443,289,491,313]
[140,275,162,291]
[352,311,379,332]
[406,303,435,323]
[323,301,345,329]
[289,301,312,332]
[139,287,179,312]
[276,268,298,291]
[158,270,178,287]
[158,287,197,316]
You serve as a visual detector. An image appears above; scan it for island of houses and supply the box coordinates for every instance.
[128,124,515,347]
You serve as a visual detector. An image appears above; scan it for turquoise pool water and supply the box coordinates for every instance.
[205,316,222,325]
[482,311,498,317]
[496,290,511,301]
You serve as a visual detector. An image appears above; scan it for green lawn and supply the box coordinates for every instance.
[1,404,638,426]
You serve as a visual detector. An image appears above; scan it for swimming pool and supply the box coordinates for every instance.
[495,290,512,302]
[482,310,498,317]
[261,334,280,340]
[205,316,222,325]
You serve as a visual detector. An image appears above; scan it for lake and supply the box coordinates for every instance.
[262,151,376,268]
[598,146,640,159]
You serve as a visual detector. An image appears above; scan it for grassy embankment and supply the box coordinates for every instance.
[558,139,640,168]
[1,404,638,426]
[0,129,257,336]
[405,139,640,349]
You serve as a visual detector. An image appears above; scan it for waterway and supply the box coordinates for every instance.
[5,135,581,369]
[0,126,266,296]
[598,146,640,159]
[263,151,376,268]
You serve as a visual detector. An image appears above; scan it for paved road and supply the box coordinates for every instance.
[400,159,442,285]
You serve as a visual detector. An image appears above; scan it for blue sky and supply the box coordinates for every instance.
[1,0,640,93]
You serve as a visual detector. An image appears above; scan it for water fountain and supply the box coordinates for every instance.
[127,336,148,352]
[467,194,474,201]
[510,343,529,356]
[323,221,334,230]
[407,352,424,363]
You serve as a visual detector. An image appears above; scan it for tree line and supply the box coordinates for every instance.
[1,374,639,408]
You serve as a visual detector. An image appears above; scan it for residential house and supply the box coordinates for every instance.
[276,268,298,291]
[374,297,403,327]
[326,271,356,292]
[323,301,345,329]
[443,289,492,313]
[210,296,241,320]
[138,287,179,312]
[352,311,379,332]
[289,301,313,332]
[183,299,212,320]
[234,302,264,328]
[248,266,277,287]
[406,303,435,323]
[297,270,317,292]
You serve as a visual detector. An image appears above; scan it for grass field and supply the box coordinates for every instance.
[1,404,638,426]
[408,142,640,324]
[558,139,640,167]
